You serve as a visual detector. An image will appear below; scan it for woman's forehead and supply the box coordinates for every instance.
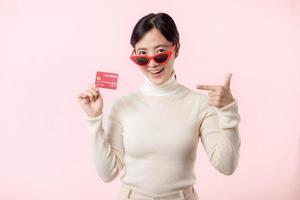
[135,28,172,50]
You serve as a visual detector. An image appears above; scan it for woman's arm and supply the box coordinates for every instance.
[199,99,241,175]
[84,99,125,182]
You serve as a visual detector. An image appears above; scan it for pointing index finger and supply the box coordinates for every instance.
[196,85,220,91]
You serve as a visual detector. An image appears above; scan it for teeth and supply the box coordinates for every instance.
[149,69,163,74]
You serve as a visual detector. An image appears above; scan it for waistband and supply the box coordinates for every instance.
[119,183,197,200]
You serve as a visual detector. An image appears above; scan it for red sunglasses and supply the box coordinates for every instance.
[130,45,176,67]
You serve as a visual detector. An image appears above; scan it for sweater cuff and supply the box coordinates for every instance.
[218,99,238,112]
[215,99,241,129]
[84,112,104,121]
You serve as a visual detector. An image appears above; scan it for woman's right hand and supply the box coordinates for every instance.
[77,83,103,118]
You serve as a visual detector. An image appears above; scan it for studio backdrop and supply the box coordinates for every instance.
[0,0,299,199]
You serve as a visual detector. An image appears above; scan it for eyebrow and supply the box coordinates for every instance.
[136,44,169,51]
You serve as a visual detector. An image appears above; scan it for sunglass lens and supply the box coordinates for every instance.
[154,54,168,63]
[136,57,149,66]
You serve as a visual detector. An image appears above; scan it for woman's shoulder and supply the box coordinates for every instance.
[178,83,207,100]
[178,84,212,114]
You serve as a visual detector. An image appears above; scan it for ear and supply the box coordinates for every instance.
[175,42,180,58]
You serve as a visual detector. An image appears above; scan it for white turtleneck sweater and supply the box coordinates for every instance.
[84,71,241,195]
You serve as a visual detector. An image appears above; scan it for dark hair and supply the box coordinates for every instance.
[130,13,180,80]
[130,13,180,48]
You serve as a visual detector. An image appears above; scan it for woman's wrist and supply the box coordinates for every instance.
[87,111,103,118]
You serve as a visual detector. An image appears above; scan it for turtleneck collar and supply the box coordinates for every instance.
[139,70,180,96]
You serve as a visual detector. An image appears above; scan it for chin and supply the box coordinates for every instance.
[143,67,172,85]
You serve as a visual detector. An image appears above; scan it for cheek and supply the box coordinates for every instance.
[139,66,147,73]
[165,59,175,71]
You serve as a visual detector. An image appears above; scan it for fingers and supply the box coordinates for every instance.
[89,83,98,91]
[208,92,221,103]
[90,83,100,94]
[196,74,235,109]
[90,87,100,96]
[207,98,221,107]
[85,90,96,101]
[87,88,98,98]
[196,85,220,91]
[77,93,91,104]
[77,83,101,102]
[197,73,233,91]
[208,91,221,97]
[77,93,87,99]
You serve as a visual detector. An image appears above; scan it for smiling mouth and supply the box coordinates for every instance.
[149,68,164,74]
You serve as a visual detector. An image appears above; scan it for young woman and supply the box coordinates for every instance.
[77,12,241,200]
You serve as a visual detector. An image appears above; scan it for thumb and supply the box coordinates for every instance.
[224,73,232,89]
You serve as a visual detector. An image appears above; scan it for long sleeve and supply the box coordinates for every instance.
[84,99,125,182]
[199,98,241,175]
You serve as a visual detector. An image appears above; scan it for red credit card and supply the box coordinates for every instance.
[95,71,118,90]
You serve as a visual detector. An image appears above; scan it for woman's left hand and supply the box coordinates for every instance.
[196,73,235,109]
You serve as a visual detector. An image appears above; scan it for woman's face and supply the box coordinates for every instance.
[134,28,179,85]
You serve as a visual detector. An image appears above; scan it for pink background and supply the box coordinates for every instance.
[1,0,299,199]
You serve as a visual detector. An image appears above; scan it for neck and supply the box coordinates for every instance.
[139,70,180,96]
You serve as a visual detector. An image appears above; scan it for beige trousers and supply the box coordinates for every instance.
[117,184,199,200]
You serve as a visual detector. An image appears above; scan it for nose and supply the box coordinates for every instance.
[148,59,157,68]
[147,54,159,69]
